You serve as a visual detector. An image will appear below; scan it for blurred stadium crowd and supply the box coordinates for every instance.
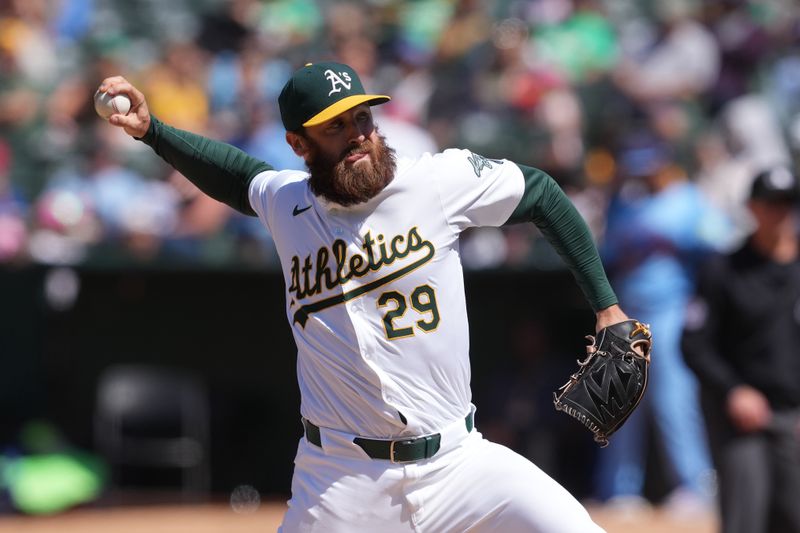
[1,0,798,269]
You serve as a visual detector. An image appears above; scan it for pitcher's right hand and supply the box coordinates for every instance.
[96,76,151,139]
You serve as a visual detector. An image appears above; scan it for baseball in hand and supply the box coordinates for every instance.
[94,90,131,120]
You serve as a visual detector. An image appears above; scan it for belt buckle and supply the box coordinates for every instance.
[389,438,417,464]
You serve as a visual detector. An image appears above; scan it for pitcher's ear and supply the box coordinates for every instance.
[286,131,308,157]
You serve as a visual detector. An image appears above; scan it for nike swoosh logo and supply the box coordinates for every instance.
[293,205,312,216]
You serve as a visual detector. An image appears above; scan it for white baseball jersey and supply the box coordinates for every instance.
[248,149,524,438]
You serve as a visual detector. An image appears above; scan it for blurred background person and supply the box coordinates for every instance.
[683,166,800,533]
[0,142,27,264]
[593,131,733,517]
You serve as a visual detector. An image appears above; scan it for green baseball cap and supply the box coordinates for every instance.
[278,62,390,132]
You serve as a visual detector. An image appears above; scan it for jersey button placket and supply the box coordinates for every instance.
[344,226,365,320]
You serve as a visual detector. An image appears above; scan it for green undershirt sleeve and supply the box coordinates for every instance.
[137,116,274,216]
[504,165,618,312]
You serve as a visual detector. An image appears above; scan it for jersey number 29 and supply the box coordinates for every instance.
[377,284,440,340]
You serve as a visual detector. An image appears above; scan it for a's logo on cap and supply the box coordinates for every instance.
[324,69,352,96]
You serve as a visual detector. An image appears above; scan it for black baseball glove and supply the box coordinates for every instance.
[553,319,652,447]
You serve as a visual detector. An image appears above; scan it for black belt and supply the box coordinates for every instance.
[303,412,474,463]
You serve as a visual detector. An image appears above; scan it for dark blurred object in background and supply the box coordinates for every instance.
[94,365,210,501]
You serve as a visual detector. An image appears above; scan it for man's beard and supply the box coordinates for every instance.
[305,133,397,207]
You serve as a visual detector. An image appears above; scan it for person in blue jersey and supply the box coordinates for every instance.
[594,133,732,516]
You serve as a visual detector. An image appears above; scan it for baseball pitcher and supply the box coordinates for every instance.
[97,62,650,532]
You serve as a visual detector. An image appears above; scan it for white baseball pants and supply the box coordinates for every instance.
[278,414,605,532]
